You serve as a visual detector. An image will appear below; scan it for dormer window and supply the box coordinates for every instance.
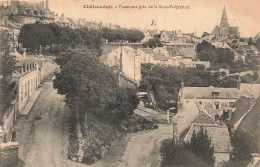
[26,9,31,15]
[212,91,220,98]
[33,11,38,16]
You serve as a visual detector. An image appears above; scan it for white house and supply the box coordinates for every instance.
[107,46,142,85]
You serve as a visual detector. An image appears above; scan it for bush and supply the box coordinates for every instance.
[160,139,210,167]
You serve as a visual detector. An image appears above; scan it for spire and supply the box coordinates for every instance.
[220,6,229,27]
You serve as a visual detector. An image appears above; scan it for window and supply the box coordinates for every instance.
[21,85,23,101]
[214,101,219,110]
[25,83,27,97]
[23,65,25,72]
[212,91,220,98]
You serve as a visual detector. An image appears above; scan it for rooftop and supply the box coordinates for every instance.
[138,48,155,55]
[183,83,260,99]
[225,96,255,126]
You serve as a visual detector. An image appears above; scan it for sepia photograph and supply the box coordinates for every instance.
[0,0,259,166]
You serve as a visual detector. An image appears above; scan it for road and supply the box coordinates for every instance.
[16,81,173,167]
[116,125,172,167]
[16,81,86,167]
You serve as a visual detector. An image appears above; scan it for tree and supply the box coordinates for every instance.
[185,127,215,166]
[215,48,235,64]
[0,30,16,113]
[54,49,118,133]
[160,139,210,167]
[196,40,218,63]
[113,88,139,119]
[248,37,253,46]
[143,37,163,48]
[0,30,16,81]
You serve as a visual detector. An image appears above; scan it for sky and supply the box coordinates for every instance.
[23,0,260,37]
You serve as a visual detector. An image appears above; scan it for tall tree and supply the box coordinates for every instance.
[54,49,118,129]
[185,127,215,166]
[0,30,16,81]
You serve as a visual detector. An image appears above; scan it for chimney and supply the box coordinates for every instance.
[45,0,49,9]
[172,122,178,145]
[237,76,241,90]
[40,1,44,7]
[61,13,64,22]
[251,153,260,166]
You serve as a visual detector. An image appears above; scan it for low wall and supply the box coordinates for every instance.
[0,142,19,167]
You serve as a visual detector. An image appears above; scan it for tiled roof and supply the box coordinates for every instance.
[153,53,168,61]
[225,96,255,126]
[139,48,155,55]
[183,123,232,153]
[173,99,217,137]
[183,84,260,99]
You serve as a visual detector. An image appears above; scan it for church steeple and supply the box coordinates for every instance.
[220,6,229,27]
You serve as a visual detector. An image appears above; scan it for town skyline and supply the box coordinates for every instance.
[47,0,260,37]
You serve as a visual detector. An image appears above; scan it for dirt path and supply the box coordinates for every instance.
[16,81,172,167]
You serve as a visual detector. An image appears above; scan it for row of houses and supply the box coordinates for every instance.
[106,45,210,87]
[172,81,260,166]
[0,49,57,144]
[0,0,121,30]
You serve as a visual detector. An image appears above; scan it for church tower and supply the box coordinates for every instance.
[219,7,230,39]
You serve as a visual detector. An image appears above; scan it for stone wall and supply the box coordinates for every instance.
[0,142,19,167]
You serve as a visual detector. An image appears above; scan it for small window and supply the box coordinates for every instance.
[21,85,23,101]
[212,91,220,98]
[214,101,219,110]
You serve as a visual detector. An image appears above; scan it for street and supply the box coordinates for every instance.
[16,81,173,167]
[16,81,86,167]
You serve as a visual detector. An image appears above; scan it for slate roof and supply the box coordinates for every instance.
[153,53,168,61]
[183,123,232,153]
[178,48,196,58]
[173,99,217,138]
[237,45,255,54]
[237,96,260,143]
[138,48,155,55]
[225,96,255,126]
[183,84,260,99]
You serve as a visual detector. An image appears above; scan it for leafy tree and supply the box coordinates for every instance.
[248,37,253,46]
[54,49,118,133]
[196,40,218,63]
[143,37,163,48]
[215,48,235,64]
[185,127,215,166]
[0,30,16,113]
[113,88,139,119]
[0,30,16,81]
[160,139,210,167]
[54,49,139,134]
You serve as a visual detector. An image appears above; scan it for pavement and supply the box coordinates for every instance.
[19,89,41,115]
